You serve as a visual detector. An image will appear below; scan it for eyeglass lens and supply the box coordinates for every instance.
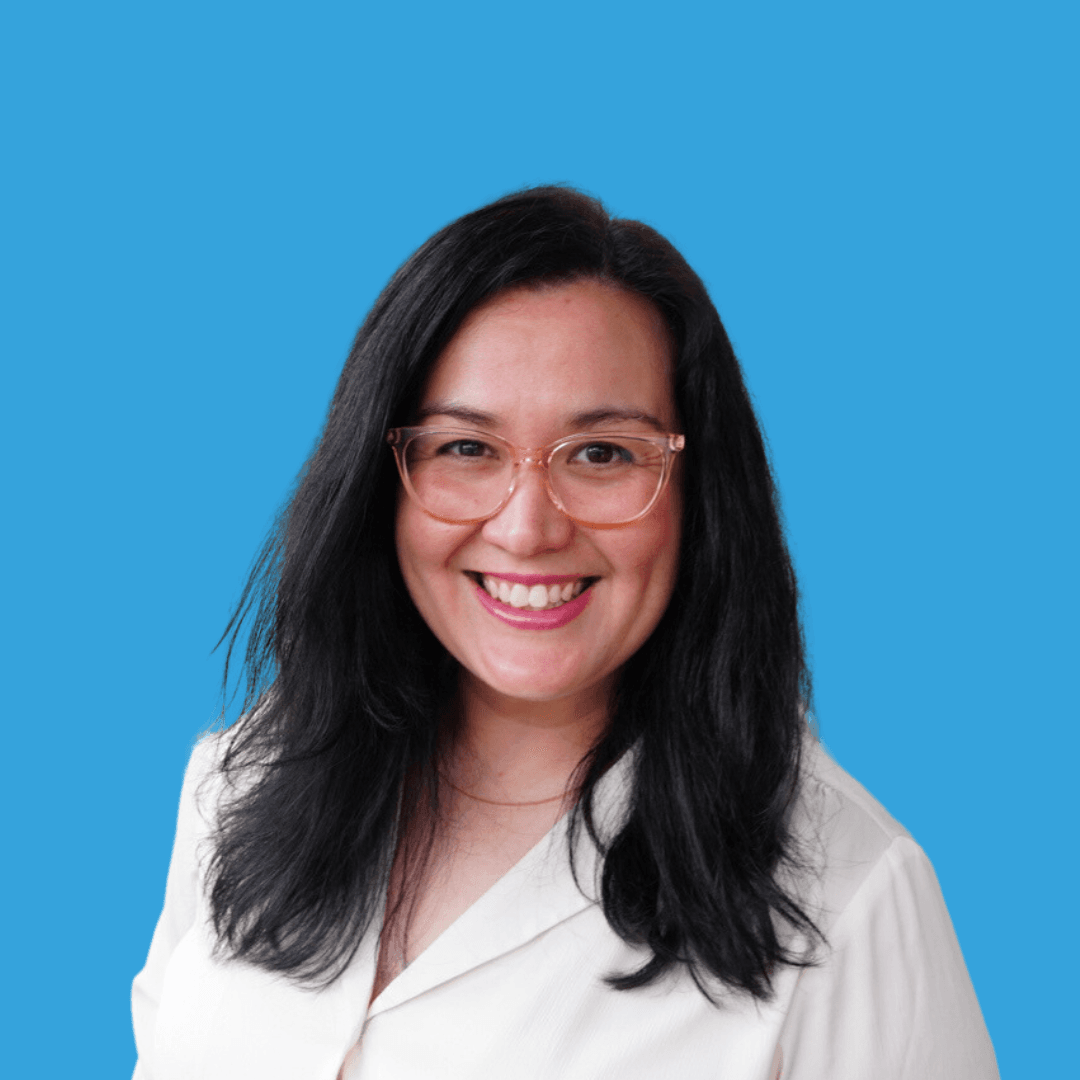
[402,432,667,524]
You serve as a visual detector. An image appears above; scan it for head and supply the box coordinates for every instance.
[263,185,794,753]
[393,278,683,720]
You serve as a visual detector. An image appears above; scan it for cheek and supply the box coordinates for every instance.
[395,502,473,615]
[640,502,682,620]
[607,500,681,606]
[394,502,442,601]
[637,494,681,573]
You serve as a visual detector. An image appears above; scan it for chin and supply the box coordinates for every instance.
[469,651,607,705]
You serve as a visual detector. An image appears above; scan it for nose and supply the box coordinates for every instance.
[479,461,574,556]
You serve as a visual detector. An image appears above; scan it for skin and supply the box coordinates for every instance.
[394,278,682,802]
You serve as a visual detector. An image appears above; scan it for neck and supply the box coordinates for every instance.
[444,672,613,804]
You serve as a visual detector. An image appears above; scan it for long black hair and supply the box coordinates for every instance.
[208,185,820,1000]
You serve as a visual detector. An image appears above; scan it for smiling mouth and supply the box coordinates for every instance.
[465,573,598,611]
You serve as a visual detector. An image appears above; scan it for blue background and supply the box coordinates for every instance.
[3,1,1075,1075]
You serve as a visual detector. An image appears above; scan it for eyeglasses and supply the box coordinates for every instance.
[387,427,685,528]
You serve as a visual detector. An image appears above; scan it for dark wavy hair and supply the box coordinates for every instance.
[208,185,820,1001]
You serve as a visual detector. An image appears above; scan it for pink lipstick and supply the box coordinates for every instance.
[473,579,593,630]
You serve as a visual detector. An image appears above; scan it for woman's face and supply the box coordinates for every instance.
[395,279,681,710]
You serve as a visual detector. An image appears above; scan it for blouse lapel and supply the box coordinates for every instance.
[365,749,635,1017]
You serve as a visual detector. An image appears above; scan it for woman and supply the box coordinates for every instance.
[132,186,997,1079]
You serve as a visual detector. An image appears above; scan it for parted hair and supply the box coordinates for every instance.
[209,184,821,1001]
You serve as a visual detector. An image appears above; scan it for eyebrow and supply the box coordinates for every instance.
[417,403,668,432]
[569,408,667,432]
[415,404,498,427]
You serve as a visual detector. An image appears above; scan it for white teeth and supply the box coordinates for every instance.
[478,575,593,611]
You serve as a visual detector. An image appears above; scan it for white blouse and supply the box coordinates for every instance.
[132,736,998,1080]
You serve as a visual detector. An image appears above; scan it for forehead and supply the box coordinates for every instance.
[419,280,676,428]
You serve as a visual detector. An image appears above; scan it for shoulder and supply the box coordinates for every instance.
[792,736,926,933]
[186,731,226,784]
[173,732,231,854]
[779,737,999,1077]
[185,731,227,799]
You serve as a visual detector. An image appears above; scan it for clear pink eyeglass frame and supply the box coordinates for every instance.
[386,427,686,529]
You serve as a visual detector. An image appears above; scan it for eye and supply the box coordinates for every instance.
[437,438,495,458]
[571,441,635,466]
